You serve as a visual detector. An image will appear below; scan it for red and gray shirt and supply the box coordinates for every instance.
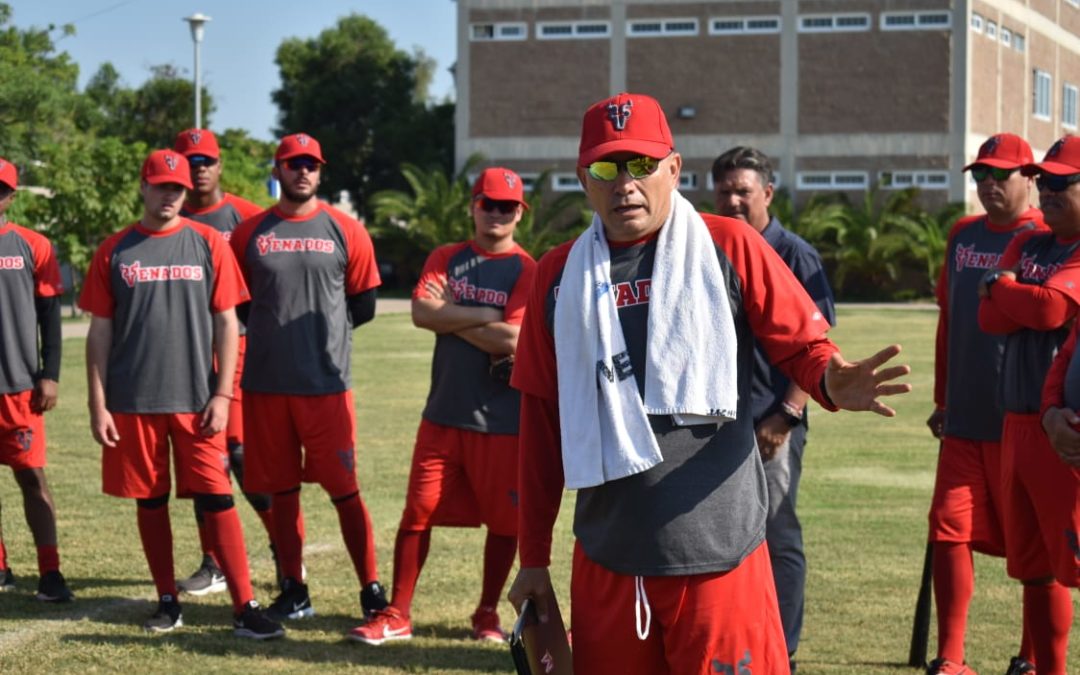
[78,219,248,413]
[0,223,63,394]
[230,203,381,395]
[935,209,1044,440]
[414,241,536,435]
[511,214,838,576]
[181,193,263,243]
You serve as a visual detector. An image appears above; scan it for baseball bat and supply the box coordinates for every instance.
[908,532,934,666]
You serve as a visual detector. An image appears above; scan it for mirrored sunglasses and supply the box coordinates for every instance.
[587,155,662,182]
[1035,173,1080,193]
[970,166,1016,182]
[188,155,218,168]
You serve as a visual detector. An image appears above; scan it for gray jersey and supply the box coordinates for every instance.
[0,224,63,394]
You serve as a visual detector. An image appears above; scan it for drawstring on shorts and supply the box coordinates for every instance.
[634,575,652,640]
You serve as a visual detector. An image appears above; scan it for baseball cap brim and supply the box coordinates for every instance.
[963,158,1025,171]
[277,151,325,163]
[1021,161,1080,177]
[579,139,673,167]
[144,174,193,189]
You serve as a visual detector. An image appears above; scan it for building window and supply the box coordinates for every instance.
[986,21,997,39]
[879,170,950,190]
[1000,27,1012,47]
[709,15,781,35]
[798,14,871,33]
[1066,0,1079,7]
[1034,70,1052,120]
[1064,84,1079,129]
[628,18,699,37]
[1014,33,1026,52]
[796,171,869,190]
[537,21,611,39]
[519,173,539,192]
[705,172,782,192]
[552,173,582,192]
[679,173,698,191]
[470,22,528,41]
[971,13,983,33]
[881,12,952,30]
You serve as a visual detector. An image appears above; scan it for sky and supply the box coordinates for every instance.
[11,0,458,141]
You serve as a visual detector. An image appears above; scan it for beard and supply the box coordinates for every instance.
[281,181,316,204]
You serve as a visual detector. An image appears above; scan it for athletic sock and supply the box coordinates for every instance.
[391,528,431,615]
[254,504,276,547]
[0,537,8,571]
[202,507,253,613]
[479,532,517,609]
[195,512,218,567]
[36,544,60,576]
[332,493,378,585]
[1024,581,1073,674]
[271,490,304,582]
[932,541,973,663]
[136,504,177,598]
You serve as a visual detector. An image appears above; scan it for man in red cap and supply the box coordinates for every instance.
[169,127,278,597]
[350,168,536,645]
[0,157,72,603]
[924,133,1045,675]
[507,93,912,674]
[230,133,388,629]
[80,150,282,638]
[979,135,1080,675]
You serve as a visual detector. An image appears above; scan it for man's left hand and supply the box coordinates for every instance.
[200,395,230,436]
[824,345,911,416]
[30,378,58,413]
[755,414,790,461]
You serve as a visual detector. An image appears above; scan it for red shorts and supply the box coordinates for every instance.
[225,335,246,448]
[0,390,46,471]
[101,412,232,499]
[399,419,518,536]
[570,541,790,675]
[928,436,1005,556]
[242,390,359,497]
[1001,413,1080,586]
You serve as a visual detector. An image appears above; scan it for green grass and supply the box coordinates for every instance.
[0,307,1076,673]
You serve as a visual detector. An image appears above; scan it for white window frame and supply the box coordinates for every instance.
[705,171,782,192]
[1064,83,1079,129]
[679,173,698,191]
[796,171,869,191]
[986,21,997,39]
[878,170,951,190]
[971,13,983,33]
[536,20,611,40]
[470,22,528,41]
[628,18,699,37]
[881,12,952,31]
[518,173,540,192]
[1000,27,1012,47]
[708,15,781,35]
[551,173,583,192]
[1034,69,1052,120]
[1014,33,1026,52]
[798,13,871,33]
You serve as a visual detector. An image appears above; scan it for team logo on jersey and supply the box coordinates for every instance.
[1018,253,1064,282]
[164,153,178,171]
[552,278,652,308]
[295,134,310,147]
[711,649,752,674]
[0,255,26,270]
[15,428,32,452]
[337,447,355,473]
[189,130,202,146]
[607,100,633,131]
[954,244,1003,272]
[447,276,508,306]
[1048,138,1066,158]
[981,135,1001,157]
[119,261,205,287]
[254,232,336,256]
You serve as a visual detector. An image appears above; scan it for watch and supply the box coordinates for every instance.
[779,401,803,428]
[983,269,1004,291]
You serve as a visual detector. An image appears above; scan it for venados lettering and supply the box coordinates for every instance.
[119,261,204,288]
[256,232,336,256]
[0,256,26,270]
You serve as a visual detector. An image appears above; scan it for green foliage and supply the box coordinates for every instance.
[512,170,591,259]
[217,128,276,208]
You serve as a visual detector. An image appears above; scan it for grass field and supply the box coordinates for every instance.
[0,306,1077,673]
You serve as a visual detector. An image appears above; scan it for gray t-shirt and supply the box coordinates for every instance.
[0,224,63,394]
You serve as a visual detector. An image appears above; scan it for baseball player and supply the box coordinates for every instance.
[80,149,283,639]
[925,133,1044,675]
[171,128,278,596]
[350,167,537,645]
[0,156,73,603]
[507,92,911,675]
[978,135,1080,675]
[229,133,387,627]
[712,146,836,668]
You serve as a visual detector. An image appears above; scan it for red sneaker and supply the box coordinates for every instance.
[471,606,505,642]
[927,658,977,675]
[348,607,413,645]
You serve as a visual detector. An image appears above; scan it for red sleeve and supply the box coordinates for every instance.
[510,243,570,401]
[517,392,566,567]
[978,230,1041,334]
[932,226,957,408]
[334,207,381,295]
[197,222,249,312]
[20,226,63,297]
[503,250,537,326]
[1042,321,1078,414]
[77,227,130,318]
[227,194,265,220]
[983,277,1077,330]
[412,244,460,300]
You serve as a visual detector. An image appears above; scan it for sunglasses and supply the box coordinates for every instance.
[1035,173,1080,193]
[970,166,1016,182]
[284,157,320,172]
[587,155,662,181]
[188,155,218,168]
[477,197,519,215]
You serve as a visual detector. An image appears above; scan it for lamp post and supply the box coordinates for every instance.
[182,13,211,129]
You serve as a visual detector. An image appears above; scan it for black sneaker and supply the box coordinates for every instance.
[177,557,227,596]
[269,544,307,590]
[36,570,74,603]
[1004,656,1036,675]
[360,580,389,618]
[144,594,183,632]
[0,568,15,592]
[266,577,314,621]
[233,600,286,640]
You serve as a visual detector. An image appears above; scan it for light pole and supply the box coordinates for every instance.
[182,13,211,129]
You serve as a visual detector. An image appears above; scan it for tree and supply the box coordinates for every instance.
[217,129,276,208]
[512,171,590,258]
[874,199,966,297]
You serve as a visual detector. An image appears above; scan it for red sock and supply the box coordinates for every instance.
[136,504,177,598]
[255,506,275,547]
[0,537,8,570]
[36,544,60,576]
[196,519,218,567]
[271,491,304,581]
[1019,620,1035,664]
[202,507,253,613]
[391,528,431,615]
[332,493,378,585]
[932,542,973,663]
[1024,582,1073,675]
[479,532,517,609]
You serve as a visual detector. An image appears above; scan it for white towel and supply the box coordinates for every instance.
[554,190,738,489]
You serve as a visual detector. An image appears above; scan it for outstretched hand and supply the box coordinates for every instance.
[824,344,911,416]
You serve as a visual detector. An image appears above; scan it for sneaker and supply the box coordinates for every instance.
[36,570,74,603]
[144,594,183,632]
[360,580,389,618]
[348,607,413,645]
[177,558,227,596]
[1004,656,1036,675]
[0,568,15,592]
[266,577,314,621]
[471,605,506,642]
[233,600,286,640]
[927,658,976,675]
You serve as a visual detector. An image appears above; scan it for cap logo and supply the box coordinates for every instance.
[503,172,517,189]
[0,160,6,171]
[1048,138,1065,158]
[189,131,202,145]
[295,134,310,147]
[982,136,1001,156]
[606,100,633,131]
[164,153,177,171]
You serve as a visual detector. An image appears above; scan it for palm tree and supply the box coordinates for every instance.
[513,170,591,258]
[874,199,967,296]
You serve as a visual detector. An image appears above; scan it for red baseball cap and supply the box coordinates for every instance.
[472,167,529,209]
[1021,135,1080,176]
[963,133,1034,171]
[0,157,17,190]
[578,92,674,167]
[173,128,221,159]
[275,133,325,163]
[141,150,193,189]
